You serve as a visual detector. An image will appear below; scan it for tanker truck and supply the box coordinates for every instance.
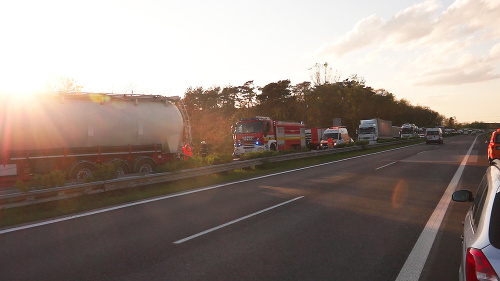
[358,118,393,142]
[0,93,184,182]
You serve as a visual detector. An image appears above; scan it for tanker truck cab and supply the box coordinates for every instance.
[320,127,351,149]
[233,117,275,156]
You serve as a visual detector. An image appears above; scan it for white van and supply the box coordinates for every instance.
[320,126,353,148]
[425,128,443,144]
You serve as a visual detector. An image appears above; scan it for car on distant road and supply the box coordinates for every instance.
[425,128,443,144]
[488,129,500,164]
[452,159,500,281]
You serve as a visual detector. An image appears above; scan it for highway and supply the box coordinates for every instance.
[0,134,488,280]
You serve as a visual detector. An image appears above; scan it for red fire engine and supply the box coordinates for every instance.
[305,128,327,150]
[233,117,306,156]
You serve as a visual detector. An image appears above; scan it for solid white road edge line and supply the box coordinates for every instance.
[173,196,305,244]
[395,135,478,281]
[0,143,422,235]
[375,161,396,170]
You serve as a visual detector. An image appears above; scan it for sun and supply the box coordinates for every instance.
[0,71,55,101]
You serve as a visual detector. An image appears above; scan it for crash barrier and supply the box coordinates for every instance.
[0,140,417,209]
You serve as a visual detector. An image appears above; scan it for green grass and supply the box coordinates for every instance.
[0,140,422,229]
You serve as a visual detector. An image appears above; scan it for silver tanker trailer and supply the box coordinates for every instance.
[0,93,184,180]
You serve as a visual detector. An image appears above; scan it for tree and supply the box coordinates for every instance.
[180,72,448,155]
[256,80,293,120]
[238,80,257,108]
[447,117,456,128]
[218,86,239,112]
[309,62,340,86]
[55,77,83,94]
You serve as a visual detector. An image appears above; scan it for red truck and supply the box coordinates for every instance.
[305,128,327,150]
[0,93,184,184]
[233,117,306,156]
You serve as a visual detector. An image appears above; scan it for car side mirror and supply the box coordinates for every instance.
[452,190,474,202]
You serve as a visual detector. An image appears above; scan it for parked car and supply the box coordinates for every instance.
[452,159,500,281]
[425,127,443,144]
[488,129,500,164]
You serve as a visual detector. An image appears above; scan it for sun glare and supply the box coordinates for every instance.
[0,72,54,101]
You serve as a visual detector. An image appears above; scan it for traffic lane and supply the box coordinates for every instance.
[121,139,471,280]
[0,139,468,280]
[3,145,411,281]
[0,179,307,280]
[419,134,488,281]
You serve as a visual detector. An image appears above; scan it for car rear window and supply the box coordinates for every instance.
[495,133,500,144]
[490,193,500,248]
[427,131,439,135]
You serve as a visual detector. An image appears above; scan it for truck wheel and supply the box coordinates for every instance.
[70,162,96,180]
[135,158,156,173]
[270,143,277,151]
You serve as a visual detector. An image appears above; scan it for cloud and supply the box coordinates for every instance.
[490,43,500,61]
[318,15,385,57]
[319,0,440,57]
[415,63,500,86]
[417,43,500,86]
[318,0,500,86]
[383,0,440,44]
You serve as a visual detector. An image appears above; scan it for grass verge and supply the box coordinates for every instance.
[0,140,422,229]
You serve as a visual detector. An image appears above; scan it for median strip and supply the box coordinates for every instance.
[173,196,305,244]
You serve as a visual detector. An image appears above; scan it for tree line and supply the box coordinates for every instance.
[182,73,444,155]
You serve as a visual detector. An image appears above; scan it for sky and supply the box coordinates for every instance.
[1,0,499,123]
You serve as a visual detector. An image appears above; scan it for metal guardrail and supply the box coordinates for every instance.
[0,140,417,209]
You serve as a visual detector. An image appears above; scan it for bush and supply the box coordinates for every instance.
[336,143,347,148]
[15,180,30,193]
[34,170,66,188]
[182,156,207,169]
[240,150,280,160]
[257,159,275,170]
[87,163,119,182]
[157,156,211,173]
[301,146,311,152]
[354,141,369,146]
[157,161,181,173]
[207,153,234,165]
[15,170,67,191]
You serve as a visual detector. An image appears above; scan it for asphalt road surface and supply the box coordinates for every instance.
[0,134,489,281]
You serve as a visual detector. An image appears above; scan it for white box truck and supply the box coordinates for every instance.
[358,118,393,142]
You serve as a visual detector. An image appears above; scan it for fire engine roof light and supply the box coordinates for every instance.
[240,116,271,121]
[329,126,346,129]
[255,140,260,145]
